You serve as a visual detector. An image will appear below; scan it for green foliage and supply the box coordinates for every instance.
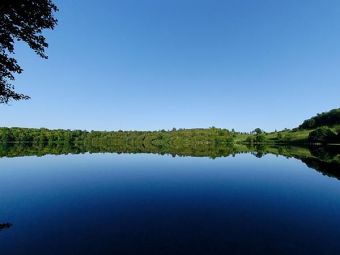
[299,108,340,130]
[277,132,283,140]
[0,0,58,103]
[2,108,340,154]
[245,135,255,144]
[308,127,337,144]
[283,133,293,143]
[0,127,87,144]
[0,127,241,159]
[255,134,266,143]
[0,127,234,152]
[252,128,263,134]
[243,133,266,144]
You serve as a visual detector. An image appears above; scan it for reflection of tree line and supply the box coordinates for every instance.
[245,144,340,181]
[0,140,240,159]
[297,146,340,180]
[0,140,339,180]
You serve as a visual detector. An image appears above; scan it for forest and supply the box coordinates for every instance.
[0,108,340,148]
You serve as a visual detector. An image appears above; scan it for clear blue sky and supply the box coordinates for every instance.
[2,0,340,131]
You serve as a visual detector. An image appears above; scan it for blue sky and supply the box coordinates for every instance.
[2,0,340,131]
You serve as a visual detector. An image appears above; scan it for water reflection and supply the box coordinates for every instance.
[0,223,12,232]
[1,143,340,254]
[0,142,339,180]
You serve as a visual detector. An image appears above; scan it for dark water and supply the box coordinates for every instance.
[1,152,340,254]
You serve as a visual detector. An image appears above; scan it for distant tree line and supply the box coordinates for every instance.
[0,127,234,147]
[1,124,339,151]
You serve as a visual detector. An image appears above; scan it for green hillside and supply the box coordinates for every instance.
[299,108,340,129]
[235,108,340,145]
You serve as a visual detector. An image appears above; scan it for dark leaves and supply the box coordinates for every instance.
[0,0,58,103]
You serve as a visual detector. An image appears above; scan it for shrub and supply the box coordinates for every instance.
[308,127,337,144]
[255,134,266,143]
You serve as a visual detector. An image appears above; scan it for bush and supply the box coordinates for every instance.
[245,136,255,144]
[336,128,340,143]
[255,134,266,143]
[308,127,337,144]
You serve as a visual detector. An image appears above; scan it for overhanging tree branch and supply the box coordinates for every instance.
[0,0,58,104]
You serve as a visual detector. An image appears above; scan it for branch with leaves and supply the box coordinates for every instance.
[0,0,58,104]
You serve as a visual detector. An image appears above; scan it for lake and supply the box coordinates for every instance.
[1,147,340,254]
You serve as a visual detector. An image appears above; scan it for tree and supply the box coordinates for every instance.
[255,134,266,143]
[0,0,58,104]
[299,108,340,130]
[253,128,263,135]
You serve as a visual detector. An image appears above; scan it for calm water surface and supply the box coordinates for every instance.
[0,153,340,254]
